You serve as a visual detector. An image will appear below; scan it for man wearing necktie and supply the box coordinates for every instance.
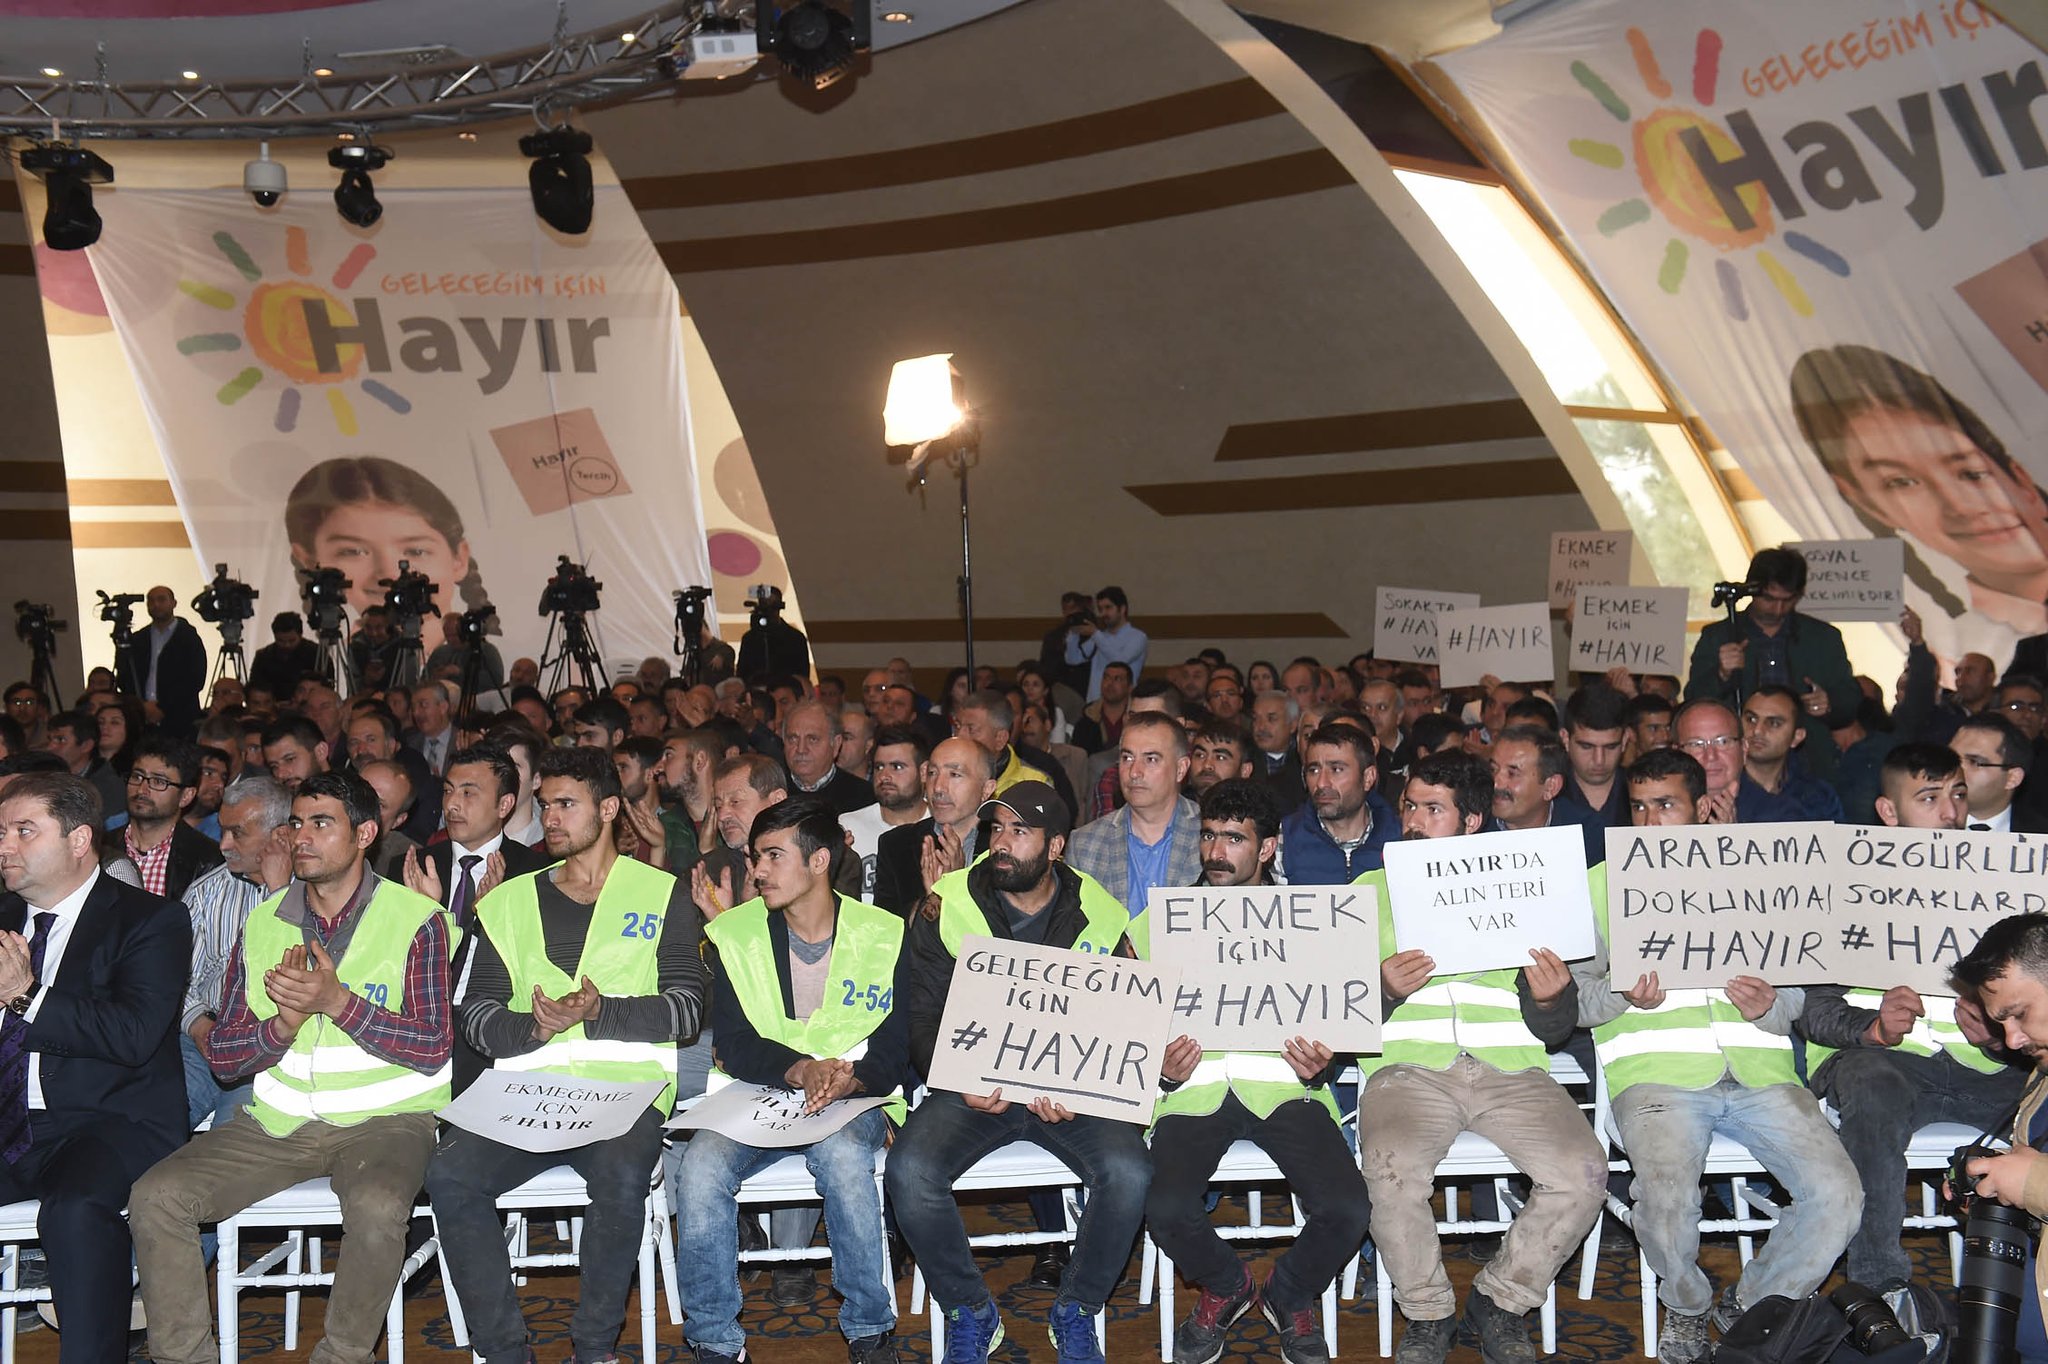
[0,772,189,1363]
[407,681,457,780]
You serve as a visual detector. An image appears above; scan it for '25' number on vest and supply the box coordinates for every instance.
[619,912,661,940]
[841,980,892,1012]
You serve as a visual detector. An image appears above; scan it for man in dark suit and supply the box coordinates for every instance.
[137,586,207,740]
[0,771,189,1363]
[116,736,223,904]
[872,738,995,916]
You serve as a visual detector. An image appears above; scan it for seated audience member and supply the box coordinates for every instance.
[1203,667,1246,724]
[782,699,877,815]
[427,746,703,1364]
[402,744,551,933]
[873,738,995,917]
[1357,679,1406,789]
[1066,712,1199,914]
[886,782,1142,1364]
[1405,712,1466,761]
[681,798,909,1364]
[1141,779,1369,1363]
[1248,690,1304,816]
[1573,749,1859,1363]
[44,709,126,820]
[1069,661,1134,756]
[355,759,423,878]
[842,725,929,901]
[1802,741,2022,1294]
[1489,724,1607,866]
[1950,713,2048,833]
[0,772,189,1359]
[570,696,630,754]
[1186,717,1254,800]
[1739,685,1846,822]
[248,612,320,703]
[121,735,224,902]
[1620,693,1675,763]
[347,706,441,833]
[1560,683,1630,826]
[1999,675,2048,823]
[1502,695,1559,733]
[1672,699,1801,824]
[260,715,330,795]
[953,689,1076,817]
[132,770,453,1364]
[837,705,878,782]
[1280,724,1394,882]
[1825,697,1899,826]
[1367,751,1604,1364]
[184,744,232,839]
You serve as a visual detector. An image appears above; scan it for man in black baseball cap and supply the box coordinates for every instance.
[887,779,1150,1364]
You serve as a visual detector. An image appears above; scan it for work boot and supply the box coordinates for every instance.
[847,1333,899,1364]
[1657,1309,1711,1364]
[1170,1263,1258,1364]
[1462,1288,1538,1364]
[1393,1312,1457,1364]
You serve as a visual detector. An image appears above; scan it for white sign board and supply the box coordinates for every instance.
[926,937,1181,1125]
[1436,603,1554,689]
[439,1070,666,1152]
[1602,824,2048,995]
[666,1082,891,1147]
[1143,885,1382,1052]
[1374,587,1481,665]
[1381,824,1596,974]
[1571,586,1690,676]
[1549,529,1632,610]
[1793,540,1904,623]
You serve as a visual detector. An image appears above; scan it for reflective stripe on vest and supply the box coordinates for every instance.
[1593,989,1798,1097]
[702,894,907,1123]
[935,865,1131,958]
[244,879,455,1137]
[479,855,679,1116]
[1805,990,2007,1077]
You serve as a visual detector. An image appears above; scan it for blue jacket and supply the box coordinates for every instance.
[1279,788,1397,884]
[1493,796,1610,866]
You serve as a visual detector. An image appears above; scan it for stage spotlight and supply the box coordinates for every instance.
[19,144,113,252]
[328,141,393,227]
[519,127,594,235]
[762,0,870,91]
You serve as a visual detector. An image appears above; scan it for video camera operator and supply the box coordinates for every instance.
[137,584,207,738]
[248,612,316,699]
[1946,915,2048,1364]
[1683,547,1857,781]
[736,584,809,683]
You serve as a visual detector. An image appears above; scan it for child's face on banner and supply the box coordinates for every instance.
[300,500,470,618]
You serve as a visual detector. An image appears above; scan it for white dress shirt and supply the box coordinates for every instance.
[23,867,100,1109]
[1974,803,2014,833]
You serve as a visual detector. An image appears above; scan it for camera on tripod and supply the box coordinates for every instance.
[379,561,440,622]
[747,583,785,632]
[673,585,712,631]
[297,565,352,636]
[539,557,603,616]
[12,601,66,648]
[455,604,497,643]
[97,590,144,628]
[1946,1140,2033,1364]
[192,563,257,626]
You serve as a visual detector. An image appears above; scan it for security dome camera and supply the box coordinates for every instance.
[244,144,286,206]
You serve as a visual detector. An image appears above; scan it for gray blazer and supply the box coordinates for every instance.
[1063,794,1202,914]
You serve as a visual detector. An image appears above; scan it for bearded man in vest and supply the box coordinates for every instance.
[131,769,454,1364]
[887,780,1149,1364]
[1360,751,1604,1364]
[1575,747,1860,1364]
[427,743,705,1364]
[1138,778,1370,1364]
[679,796,909,1364]
[1801,742,2024,1293]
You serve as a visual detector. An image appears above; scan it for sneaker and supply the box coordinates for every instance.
[1048,1298,1105,1363]
[1392,1313,1457,1364]
[942,1299,1005,1364]
[1171,1264,1258,1364]
[1657,1309,1711,1364]
[1028,1244,1069,1288]
[770,1267,816,1307]
[847,1334,899,1364]
[1260,1281,1328,1364]
[1462,1288,1537,1364]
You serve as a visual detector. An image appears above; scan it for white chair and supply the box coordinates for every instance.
[733,1146,894,1310]
[0,1202,47,1364]
[433,1161,680,1364]
[215,1177,439,1364]
[1899,1121,1975,1286]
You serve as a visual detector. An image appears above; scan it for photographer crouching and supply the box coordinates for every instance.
[1948,915,2048,1364]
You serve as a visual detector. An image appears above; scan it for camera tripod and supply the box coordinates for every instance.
[107,615,144,699]
[20,620,62,718]
[211,618,248,687]
[386,611,427,693]
[311,620,355,700]
[541,608,605,698]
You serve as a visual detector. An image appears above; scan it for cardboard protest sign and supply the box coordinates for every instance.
[1793,540,1904,623]
[666,1082,891,1147]
[1436,603,1552,689]
[1374,587,1481,666]
[1382,825,1596,974]
[926,938,1181,1124]
[1144,885,1381,1052]
[439,1071,666,1152]
[1549,530,1631,611]
[1570,586,1688,676]
[1825,825,2048,997]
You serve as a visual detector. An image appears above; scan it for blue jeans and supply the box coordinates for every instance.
[884,1091,1152,1315]
[678,1108,894,1354]
[1612,1077,1862,1315]
[664,1034,820,1251]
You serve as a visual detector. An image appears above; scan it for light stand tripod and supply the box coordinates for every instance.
[540,608,605,699]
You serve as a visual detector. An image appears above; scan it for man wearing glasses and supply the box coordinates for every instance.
[1948,713,2048,833]
[121,737,223,902]
[1671,699,1804,825]
[3,685,48,752]
[1683,547,1858,779]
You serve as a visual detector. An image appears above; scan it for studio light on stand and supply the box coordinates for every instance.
[885,353,979,676]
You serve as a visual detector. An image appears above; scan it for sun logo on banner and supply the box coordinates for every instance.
[1564,27,1851,320]
[174,225,410,434]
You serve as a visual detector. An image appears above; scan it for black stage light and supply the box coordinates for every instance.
[763,1,870,91]
[20,144,113,251]
[328,142,393,227]
[519,127,595,235]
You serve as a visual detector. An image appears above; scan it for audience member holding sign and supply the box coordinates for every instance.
[680,796,910,1364]
[1134,779,1371,1364]
[1364,751,1605,1364]
[1573,748,1860,1364]
[887,781,1149,1364]
[1799,742,2026,1294]
[427,745,705,1364]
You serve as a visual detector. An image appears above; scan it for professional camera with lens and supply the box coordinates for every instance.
[1947,1141,2034,1364]
[297,565,352,635]
[378,561,440,622]
[191,563,258,625]
[747,583,785,632]
[455,604,497,643]
[96,590,144,626]
[12,600,66,648]
[539,557,603,616]
[1065,608,1095,631]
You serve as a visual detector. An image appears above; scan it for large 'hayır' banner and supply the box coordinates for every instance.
[1442,0,2048,667]
[84,184,709,676]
